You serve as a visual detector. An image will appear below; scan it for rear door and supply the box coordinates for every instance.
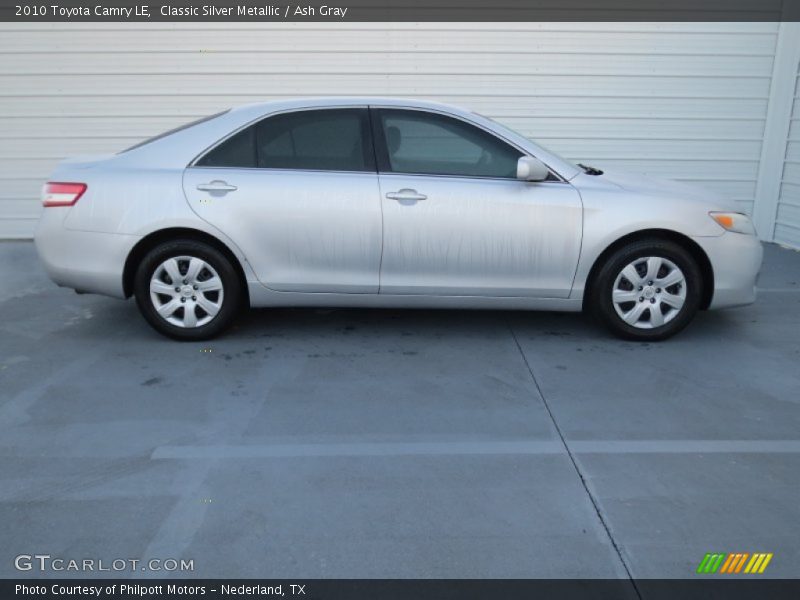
[183,107,382,293]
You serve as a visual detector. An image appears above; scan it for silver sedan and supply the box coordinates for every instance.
[35,98,763,341]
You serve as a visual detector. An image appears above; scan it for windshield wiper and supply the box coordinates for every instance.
[578,163,604,176]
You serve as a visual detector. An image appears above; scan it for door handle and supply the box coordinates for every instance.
[386,189,427,202]
[196,180,238,193]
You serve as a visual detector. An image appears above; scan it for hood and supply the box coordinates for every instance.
[593,168,736,210]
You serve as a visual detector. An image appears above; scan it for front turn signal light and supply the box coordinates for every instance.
[709,212,756,235]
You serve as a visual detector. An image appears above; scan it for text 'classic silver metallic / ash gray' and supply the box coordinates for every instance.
[35,98,763,341]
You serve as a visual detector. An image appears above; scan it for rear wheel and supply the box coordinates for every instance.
[134,239,242,340]
[591,239,702,341]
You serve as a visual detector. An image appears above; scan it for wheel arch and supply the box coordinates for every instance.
[583,229,714,311]
[123,227,250,306]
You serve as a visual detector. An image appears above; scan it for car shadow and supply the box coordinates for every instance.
[59,290,746,348]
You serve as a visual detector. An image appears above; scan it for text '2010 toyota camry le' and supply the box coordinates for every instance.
[35,98,763,341]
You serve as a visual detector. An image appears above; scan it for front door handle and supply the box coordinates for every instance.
[196,180,238,193]
[386,189,427,202]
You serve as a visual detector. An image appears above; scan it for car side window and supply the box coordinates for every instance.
[375,109,523,179]
[257,109,373,172]
[195,127,256,168]
[195,108,374,172]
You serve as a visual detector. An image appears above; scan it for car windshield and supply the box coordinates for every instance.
[120,110,230,153]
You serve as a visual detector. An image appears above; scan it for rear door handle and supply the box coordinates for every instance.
[196,180,238,193]
[386,189,427,202]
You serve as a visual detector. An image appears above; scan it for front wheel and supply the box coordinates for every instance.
[134,239,242,340]
[590,239,703,341]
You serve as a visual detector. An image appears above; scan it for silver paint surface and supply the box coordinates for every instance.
[34,97,762,311]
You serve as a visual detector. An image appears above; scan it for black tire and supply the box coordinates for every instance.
[590,239,702,341]
[134,239,242,341]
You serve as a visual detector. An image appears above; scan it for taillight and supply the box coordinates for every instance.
[42,182,87,207]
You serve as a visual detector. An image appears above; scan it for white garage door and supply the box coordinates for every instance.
[775,61,800,248]
[0,22,782,239]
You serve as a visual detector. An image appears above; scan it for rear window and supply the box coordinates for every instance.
[120,110,230,153]
[195,108,373,172]
[194,127,256,168]
[257,109,371,171]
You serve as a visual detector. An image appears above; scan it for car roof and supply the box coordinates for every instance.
[232,97,472,115]
[234,96,466,110]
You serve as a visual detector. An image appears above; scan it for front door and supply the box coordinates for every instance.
[372,108,583,298]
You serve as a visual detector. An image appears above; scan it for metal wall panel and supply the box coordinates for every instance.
[0,22,781,238]
[775,63,800,248]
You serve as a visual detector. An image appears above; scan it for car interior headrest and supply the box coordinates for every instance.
[386,125,402,155]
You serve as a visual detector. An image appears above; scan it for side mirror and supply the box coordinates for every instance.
[516,156,550,182]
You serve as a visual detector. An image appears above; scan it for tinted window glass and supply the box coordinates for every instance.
[195,127,256,168]
[256,109,373,172]
[378,110,523,178]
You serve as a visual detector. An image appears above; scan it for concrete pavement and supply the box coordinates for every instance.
[0,240,798,583]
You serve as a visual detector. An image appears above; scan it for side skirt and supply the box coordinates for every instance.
[247,283,583,312]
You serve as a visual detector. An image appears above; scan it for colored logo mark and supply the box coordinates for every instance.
[696,552,773,574]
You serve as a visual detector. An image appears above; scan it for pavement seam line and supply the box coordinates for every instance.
[507,319,643,599]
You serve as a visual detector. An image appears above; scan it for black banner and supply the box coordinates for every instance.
[2,0,800,22]
[5,579,800,600]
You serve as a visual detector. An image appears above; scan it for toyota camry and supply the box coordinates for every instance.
[35,98,763,341]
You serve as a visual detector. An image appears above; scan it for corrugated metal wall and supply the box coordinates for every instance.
[775,61,800,248]
[0,22,783,239]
